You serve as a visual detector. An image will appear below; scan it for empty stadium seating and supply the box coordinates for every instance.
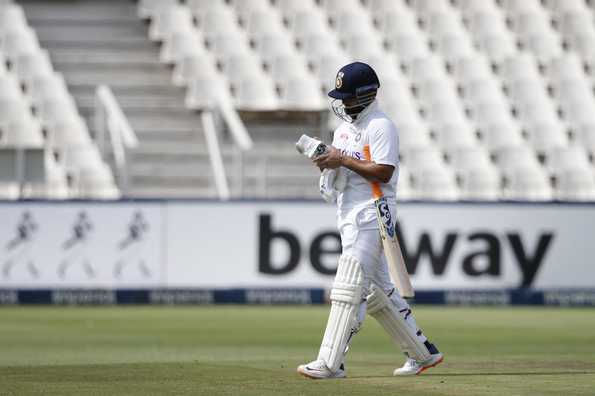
[0,1,118,199]
[139,0,595,200]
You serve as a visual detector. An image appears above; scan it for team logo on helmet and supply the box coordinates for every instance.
[335,71,344,89]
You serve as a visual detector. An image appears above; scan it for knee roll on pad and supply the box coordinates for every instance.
[366,284,431,362]
[317,254,365,372]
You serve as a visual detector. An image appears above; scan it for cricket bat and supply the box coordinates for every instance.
[363,145,414,298]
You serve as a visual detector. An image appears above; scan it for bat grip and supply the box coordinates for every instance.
[363,145,384,199]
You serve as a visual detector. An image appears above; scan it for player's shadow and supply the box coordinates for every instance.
[351,371,594,379]
[421,371,595,377]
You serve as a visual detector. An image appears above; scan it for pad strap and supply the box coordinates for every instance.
[367,284,431,361]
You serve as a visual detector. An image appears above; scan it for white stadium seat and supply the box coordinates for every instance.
[545,146,592,175]
[254,32,297,66]
[378,9,420,36]
[300,32,343,63]
[525,120,568,153]
[221,52,265,88]
[279,76,325,111]
[208,31,251,60]
[290,9,332,42]
[185,75,231,110]
[37,97,80,129]
[0,3,27,34]
[456,0,499,18]
[47,116,92,149]
[12,50,54,87]
[417,78,458,105]
[342,33,385,60]
[274,0,317,20]
[493,144,541,176]
[432,34,475,64]
[555,167,595,201]
[477,34,517,65]
[0,74,23,100]
[77,163,120,200]
[332,10,376,39]
[368,0,408,16]
[28,73,70,106]
[396,122,433,151]
[468,11,509,40]
[61,144,106,175]
[187,0,227,14]
[395,164,414,201]
[160,31,205,65]
[471,101,514,130]
[0,116,44,147]
[377,76,413,103]
[387,33,430,68]
[412,0,450,16]
[172,54,219,87]
[44,156,69,199]
[321,0,362,13]
[463,78,507,109]
[235,75,279,111]
[200,7,242,39]
[0,99,32,126]
[402,146,445,169]
[459,165,501,200]
[500,53,542,84]
[480,120,525,151]
[2,28,40,61]
[268,52,310,85]
[413,166,460,201]
[449,146,493,171]
[149,5,195,42]
[231,0,273,21]
[433,122,478,152]
[503,164,553,201]
[409,55,447,85]
[244,9,285,39]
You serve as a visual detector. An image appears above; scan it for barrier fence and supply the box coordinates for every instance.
[1,200,594,306]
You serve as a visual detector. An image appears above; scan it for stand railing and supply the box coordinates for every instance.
[94,85,139,194]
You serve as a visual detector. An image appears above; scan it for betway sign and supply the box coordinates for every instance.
[167,202,590,290]
[258,214,554,288]
[0,202,592,290]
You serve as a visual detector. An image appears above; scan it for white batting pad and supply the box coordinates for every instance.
[366,284,431,362]
[317,254,365,372]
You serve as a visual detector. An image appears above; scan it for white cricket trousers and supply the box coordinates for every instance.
[338,207,428,344]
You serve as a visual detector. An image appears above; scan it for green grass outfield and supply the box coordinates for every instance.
[0,306,594,395]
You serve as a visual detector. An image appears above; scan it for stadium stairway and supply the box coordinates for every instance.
[20,0,219,198]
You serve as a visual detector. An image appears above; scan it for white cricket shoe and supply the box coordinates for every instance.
[297,359,346,379]
[393,353,444,376]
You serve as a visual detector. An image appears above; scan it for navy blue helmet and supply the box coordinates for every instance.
[328,62,380,122]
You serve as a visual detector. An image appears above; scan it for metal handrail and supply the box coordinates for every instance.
[94,85,139,194]
[201,110,231,200]
[217,98,253,150]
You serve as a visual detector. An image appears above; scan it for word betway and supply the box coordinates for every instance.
[258,214,554,288]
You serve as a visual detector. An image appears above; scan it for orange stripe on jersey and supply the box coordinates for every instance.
[363,144,384,200]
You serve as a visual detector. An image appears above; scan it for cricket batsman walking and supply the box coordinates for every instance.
[297,62,443,379]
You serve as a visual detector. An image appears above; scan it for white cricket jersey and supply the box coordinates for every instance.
[331,101,400,218]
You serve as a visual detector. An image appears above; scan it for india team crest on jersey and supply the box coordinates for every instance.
[336,71,344,89]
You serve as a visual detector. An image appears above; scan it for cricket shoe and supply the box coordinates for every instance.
[393,343,443,376]
[297,359,346,379]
